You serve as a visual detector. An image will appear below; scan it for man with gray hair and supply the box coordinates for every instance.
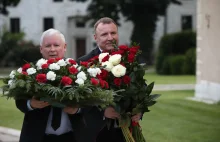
[16,28,80,142]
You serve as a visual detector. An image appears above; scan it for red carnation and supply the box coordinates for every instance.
[91,78,99,86]
[36,74,47,83]
[119,45,129,51]
[69,66,78,74]
[88,55,99,62]
[22,63,31,71]
[129,47,139,54]
[68,59,77,65]
[123,75,131,85]
[128,53,135,63]
[97,69,109,80]
[41,63,49,69]
[55,58,62,61]
[47,58,56,64]
[61,76,72,86]
[114,78,122,87]
[80,61,89,67]
[22,71,28,75]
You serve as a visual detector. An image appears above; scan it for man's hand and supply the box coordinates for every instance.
[63,107,79,114]
[131,113,142,122]
[30,97,49,109]
[104,107,120,119]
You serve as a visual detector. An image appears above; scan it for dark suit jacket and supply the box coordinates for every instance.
[16,99,81,142]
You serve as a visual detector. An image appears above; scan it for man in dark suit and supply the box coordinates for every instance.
[77,17,142,142]
[16,28,80,142]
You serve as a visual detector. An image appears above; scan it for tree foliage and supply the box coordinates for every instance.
[0,0,20,15]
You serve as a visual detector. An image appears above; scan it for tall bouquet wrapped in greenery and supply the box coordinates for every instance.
[87,43,160,142]
[1,58,115,108]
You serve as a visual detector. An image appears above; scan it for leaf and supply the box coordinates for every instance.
[146,82,154,95]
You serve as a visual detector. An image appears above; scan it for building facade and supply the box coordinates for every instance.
[0,0,196,59]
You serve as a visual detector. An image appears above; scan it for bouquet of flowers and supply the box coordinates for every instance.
[1,58,115,108]
[87,43,160,142]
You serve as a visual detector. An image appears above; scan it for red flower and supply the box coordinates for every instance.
[99,79,109,89]
[36,74,47,83]
[128,53,135,63]
[22,71,28,75]
[47,58,56,64]
[88,55,99,62]
[22,63,31,71]
[114,78,122,86]
[42,64,49,69]
[69,66,78,74]
[55,58,62,61]
[111,50,125,55]
[80,61,89,67]
[61,76,72,86]
[129,46,139,54]
[97,69,109,80]
[102,55,110,62]
[68,59,77,65]
[91,78,99,86]
[123,75,131,85]
[119,45,129,51]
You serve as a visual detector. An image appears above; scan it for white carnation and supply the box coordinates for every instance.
[27,68,37,75]
[99,53,109,62]
[57,59,67,66]
[87,68,101,77]
[9,70,16,79]
[46,71,56,81]
[101,61,113,72]
[109,54,121,65]
[36,58,47,69]
[77,71,87,80]
[75,78,84,85]
[111,64,126,77]
[49,63,60,70]
[17,68,22,73]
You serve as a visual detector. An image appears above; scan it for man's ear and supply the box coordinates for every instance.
[40,46,43,54]
[94,34,97,41]
[64,44,67,52]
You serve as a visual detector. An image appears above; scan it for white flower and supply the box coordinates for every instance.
[75,65,81,71]
[75,78,84,85]
[49,63,60,70]
[111,64,126,77]
[109,54,121,65]
[101,61,113,72]
[8,80,13,86]
[57,59,67,66]
[17,68,22,73]
[27,68,36,75]
[36,58,47,69]
[99,53,109,62]
[87,68,101,77]
[46,71,56,81]
[9,70,16,79]
[77,71,87,80]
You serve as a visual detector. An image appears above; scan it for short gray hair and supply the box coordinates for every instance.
[40,28,65,46]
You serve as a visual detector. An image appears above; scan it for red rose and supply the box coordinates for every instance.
[97,69,108,80]
[129,47,139,54]
[111,50,125,55]
[61,76,72,86]
[128,53,135,63]
[91,78,99,86]
[22,63,31,71]
[114,78,122,86]
[123,75,131,85]
[69,66,78,74]
[119,45,129,51]
[47,58,56,64]
[42,63,49,69]
[22,71,28,75]
[68,59,77,65]
[102,55,110,62]
[36,74,47,83]
[99,79,109,89]
[55,58,62,61]
[80,61,89,67]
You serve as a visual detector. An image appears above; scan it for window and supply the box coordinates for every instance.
[10,18,20,33]
[76,21,85,28]
[44,18,54,31]
[181,15,192,30]
[53,0,63,2]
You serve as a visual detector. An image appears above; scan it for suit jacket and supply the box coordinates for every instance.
[16,99,81,142]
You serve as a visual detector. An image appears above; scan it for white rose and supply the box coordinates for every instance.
[109,54,121,65]
[17,68,22,73]
[111,64,126,77]
[36,58,47,69]
[99,53,109,62]
[75,78,84,85]
[49,63,60,70]
[46,71,56,81]
[27,68,37,75]
[87,68,101,77]
[9,70,16,79]
[57,59,67,66]
[101,61,113,72]
[77,71,87,80]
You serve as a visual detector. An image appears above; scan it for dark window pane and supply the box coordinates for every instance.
[76,21,85,28]
[54,0,63,2]
[76,38,86,58]
[10,18,20,33]
[44,18,54,31]
[181,15,192,30]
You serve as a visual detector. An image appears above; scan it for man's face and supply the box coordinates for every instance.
[94,22,119,51]
[40,34,66,59]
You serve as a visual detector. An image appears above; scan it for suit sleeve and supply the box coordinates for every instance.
[15,99,29,113]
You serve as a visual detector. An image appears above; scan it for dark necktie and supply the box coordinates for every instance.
[51,107,61,130]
